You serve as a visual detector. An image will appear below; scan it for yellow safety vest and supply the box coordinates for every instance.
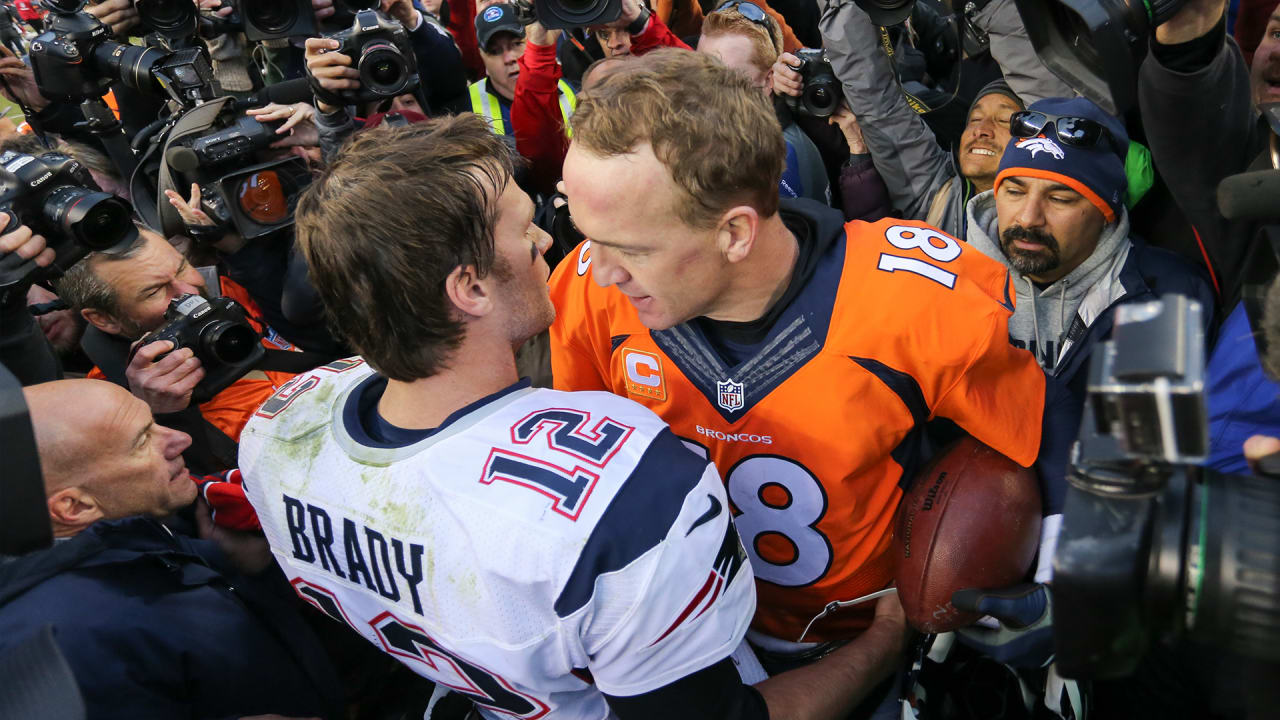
[468,77,577,138]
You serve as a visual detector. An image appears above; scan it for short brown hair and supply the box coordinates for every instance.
[700,8,782,72]
[294,114,513,382]
[569,48,785,229]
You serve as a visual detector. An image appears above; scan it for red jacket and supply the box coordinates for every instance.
[14,0,40,21]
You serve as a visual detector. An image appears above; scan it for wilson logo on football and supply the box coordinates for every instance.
[622,348,666,401]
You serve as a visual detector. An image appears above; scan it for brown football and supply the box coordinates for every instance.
[892,436,1041,634]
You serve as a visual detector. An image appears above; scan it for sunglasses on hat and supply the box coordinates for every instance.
[713,0,778,48]
[1010,110,1125,158]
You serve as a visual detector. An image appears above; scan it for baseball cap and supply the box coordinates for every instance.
[476,4,525,53]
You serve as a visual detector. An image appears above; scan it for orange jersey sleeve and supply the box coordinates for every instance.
[547,217,1045,642]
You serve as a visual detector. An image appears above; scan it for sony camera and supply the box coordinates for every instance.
[322,9,419,102]
[0,151,137,300]
[135,294,264,402]
[1053,295,1280,681]
[785,48,840,119]
[30,0,216,105]
[165,105,311,239]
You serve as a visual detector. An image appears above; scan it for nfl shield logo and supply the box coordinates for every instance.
[716,379,744,412]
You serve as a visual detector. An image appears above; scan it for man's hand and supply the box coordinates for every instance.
[604,0,643,30]
[164,182,217,228]
[0,217,52,267]
[525,1,561,47]
[196,0,235,18]
[829,102,867,154]
[0,47,47,112]
[1154,0,1227,45]
[126,339,205,414]
[772,52,804,98]
[953,583,1054,668]
[86,0,140,36]
[380,0,420,29]
[304,37,358,113]
[195,498,275,576]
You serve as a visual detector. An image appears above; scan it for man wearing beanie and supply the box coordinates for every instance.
[949,96,1214,678]
[966,96,1211,378]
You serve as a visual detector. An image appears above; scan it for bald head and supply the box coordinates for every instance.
[22,379,195,536]
[23,380,137,492]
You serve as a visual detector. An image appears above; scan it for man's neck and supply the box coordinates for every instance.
[703,214,800,324]
[969,174,994,194]
[377,335,522,430]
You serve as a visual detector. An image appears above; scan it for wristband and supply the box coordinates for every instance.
[625,6,650,35]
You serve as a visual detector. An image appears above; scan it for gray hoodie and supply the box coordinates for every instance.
[966,190,1132,373]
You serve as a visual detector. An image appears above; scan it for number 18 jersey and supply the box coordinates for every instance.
[548,206,1046,643]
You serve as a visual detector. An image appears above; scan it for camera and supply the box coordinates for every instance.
[325,9,419,102]
[1014,0,1189,115]
[0,151,137,298]
[30,0,216,106]
[535,0,621,32]
[164,103,312,240]
[785,48,840,119]
[238,0,317,42]
[134,294,264,402]
[1053,295,1280,680]
[324,0,379,29]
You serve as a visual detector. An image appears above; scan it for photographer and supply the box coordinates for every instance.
[0,220,61,385]
[1137,0,1280,474]
[54,227,302,471]
[808,0,1074,239]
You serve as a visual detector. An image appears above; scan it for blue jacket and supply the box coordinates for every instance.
[0,518,342,720]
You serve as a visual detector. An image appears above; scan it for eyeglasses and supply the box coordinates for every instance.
[1009,110,1125,158]
[713,0,779,50]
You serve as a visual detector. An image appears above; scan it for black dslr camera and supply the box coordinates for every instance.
[324,9,419,102]
[0,151,137,301]
[30,0,216,105]
[165,105,311,240]
[1053,295,1280,681]
[785,48,840,119]
[135,294,264,402]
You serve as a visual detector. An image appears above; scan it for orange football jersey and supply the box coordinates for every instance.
[549,215,1046,643]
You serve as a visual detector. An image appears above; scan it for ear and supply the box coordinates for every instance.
[81,307,124,336]
[716,205,761,264]
[763,67,774,96]
[443,264,495,320]
[47,487,104,537]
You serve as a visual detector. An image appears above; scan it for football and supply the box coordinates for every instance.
[892,436,1042,634]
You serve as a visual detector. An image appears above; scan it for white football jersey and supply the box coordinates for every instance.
[240,358,755,719]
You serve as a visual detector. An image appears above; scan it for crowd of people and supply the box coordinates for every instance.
[0,0,1277,718]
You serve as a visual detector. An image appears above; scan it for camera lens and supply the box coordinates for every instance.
[134,0,195,33]
[43,187,135,251]
[92,41,165,94]
[203,321,258,364]
[235,169,296,226]
[358,42,410,96]
[245,0,299,35]
[804,83,838,118]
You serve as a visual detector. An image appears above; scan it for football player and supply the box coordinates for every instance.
[549,49,1049,714]
[239,113,893,719]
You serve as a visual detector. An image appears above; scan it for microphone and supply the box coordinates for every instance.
[1218,170,1280,222]
[240,78,316,109]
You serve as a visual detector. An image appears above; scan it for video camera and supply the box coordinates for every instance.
[131,293,263,402]
[163,101,311,240]
[785,48,839,119]
[1053,295,1280,680]
[0,151,137,302]
[535,0,621,31]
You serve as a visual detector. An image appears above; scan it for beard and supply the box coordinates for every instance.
[1000,225,1061,276]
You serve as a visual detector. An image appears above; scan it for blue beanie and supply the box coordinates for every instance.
[994,97,1129,223]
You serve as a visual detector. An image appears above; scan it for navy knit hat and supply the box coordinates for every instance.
[994,96,1129,223]
[968,79,1023,118]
